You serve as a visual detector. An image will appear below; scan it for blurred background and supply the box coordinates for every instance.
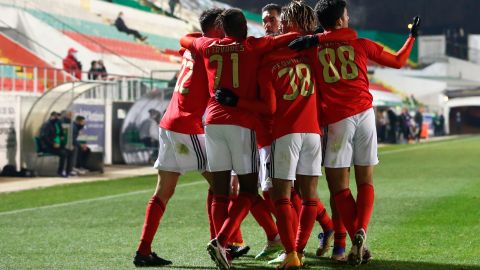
[0,0,479,177]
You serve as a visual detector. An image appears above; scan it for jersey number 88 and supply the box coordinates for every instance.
[318,45,359,83]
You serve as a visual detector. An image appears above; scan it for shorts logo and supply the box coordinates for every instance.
[176,143,189,155]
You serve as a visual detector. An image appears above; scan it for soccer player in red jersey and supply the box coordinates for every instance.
[132,8,224,267]
[180,8,303,270]
[258,2,333,268]
[289,0,420,265]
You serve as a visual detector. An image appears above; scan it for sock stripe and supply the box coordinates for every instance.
[302,200,318,206]
[275,198,290,206]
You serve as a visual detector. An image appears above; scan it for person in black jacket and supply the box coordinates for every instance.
[72,116,91,173]
[39,112,73,177]
[114,12,147,41]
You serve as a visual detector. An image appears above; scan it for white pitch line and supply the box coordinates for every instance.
[0,180,206,216]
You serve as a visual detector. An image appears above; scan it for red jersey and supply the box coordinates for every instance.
[258,47,321,140]
[160,49,209,134]
[314,28,384,125]
[186,34,296,130]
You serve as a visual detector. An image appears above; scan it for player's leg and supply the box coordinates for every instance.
[323,117,357,241]
[253,146,282,259]
[134,128,192,267]
[206,125,252,270]
[270,134,302,269]
[350,108,378,265]
[294,133,325,262]
[329,192,348,262]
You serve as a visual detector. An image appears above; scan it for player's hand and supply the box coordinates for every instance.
[215,88,238,107]
[288,35,319,51]
[409,16,421,38]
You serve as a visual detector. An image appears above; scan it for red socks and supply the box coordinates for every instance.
[207,189,215,240]
[228,196,244,245]
[295,199,318,253]
[274,197,295,253]
[332,216,347,249]
[356,184,375,232]
[212,195,229,236]
[262,191,277,215]
[316,199,334,232]
[334,188,358,240]
[290,188,302,216]
[250,195,279,241]
[137,196,166,256]
[217,193,255,247]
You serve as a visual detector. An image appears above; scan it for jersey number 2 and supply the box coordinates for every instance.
[318,45,359,83]
[209,53,239,89]
[174,58,193,94]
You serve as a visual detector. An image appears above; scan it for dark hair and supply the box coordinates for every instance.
[281,0,317,33]
[314,0,347,29]
[262,3,281,14]
[199,8,224,33]
[75,115,85,122]
[216,8,247,39]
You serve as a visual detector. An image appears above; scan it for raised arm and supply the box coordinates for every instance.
[372,37,415,69]
[369,16,420,69]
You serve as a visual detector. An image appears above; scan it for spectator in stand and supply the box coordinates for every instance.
[88,61,99,80]
[114,12,148,42]
[414,107,424,142]
[97,60,108,80]
[63,48,82,80]
[169,0,180,16]
[72,115,91,175]
[39,111,73,177]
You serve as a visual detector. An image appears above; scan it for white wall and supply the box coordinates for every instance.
[418,35,446,64]
[468,34,480,64]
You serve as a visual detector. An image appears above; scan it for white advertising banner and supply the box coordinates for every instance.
[0,96,21,170]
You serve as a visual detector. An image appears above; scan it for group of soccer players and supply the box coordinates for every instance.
[132,0,419,269]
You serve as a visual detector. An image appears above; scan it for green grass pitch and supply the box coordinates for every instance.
[0,136,479,269]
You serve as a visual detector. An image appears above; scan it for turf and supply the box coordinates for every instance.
[0,136,479,269]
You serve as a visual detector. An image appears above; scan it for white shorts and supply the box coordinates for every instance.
[324,108,379,168]
[205,124,258,175]
[154,128,206,174]
[269,133,322,181]
[258,146,272,192]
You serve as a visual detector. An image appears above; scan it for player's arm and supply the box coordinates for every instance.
[368,16,420,69]
[371,38,415,69]
[179,32,202,51]
[253,32,299,54]
[215,83,276,115]
[288,28,357,51]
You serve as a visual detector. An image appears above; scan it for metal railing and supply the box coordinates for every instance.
[0,63,173,101]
